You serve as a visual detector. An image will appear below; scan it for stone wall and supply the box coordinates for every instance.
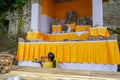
[103,0,120,29]
[7,0,31,35]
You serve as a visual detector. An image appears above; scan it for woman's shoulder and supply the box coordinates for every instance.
[43,61,53,68]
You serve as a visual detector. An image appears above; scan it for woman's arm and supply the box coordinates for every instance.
[39,62,43,67]
[39,56,47,67]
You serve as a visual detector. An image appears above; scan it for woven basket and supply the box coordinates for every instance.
[0,54,13,74]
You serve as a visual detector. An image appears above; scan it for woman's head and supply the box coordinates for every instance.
[48,52,56,68]
[48,52,55,61]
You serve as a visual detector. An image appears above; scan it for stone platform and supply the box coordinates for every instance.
[0,66,120,80]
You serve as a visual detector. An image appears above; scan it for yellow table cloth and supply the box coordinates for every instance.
[26,32,45,40]
[89,27,110,37]
[17,40,120,64]
[26,32,89,41]
[65,23,76,30]
[48,33,89,41]
[52,25,62,32]
[75,25,91,32]
[77,33,89,40]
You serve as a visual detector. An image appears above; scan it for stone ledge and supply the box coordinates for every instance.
[31,0,42,4]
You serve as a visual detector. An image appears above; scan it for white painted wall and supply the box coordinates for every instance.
[31,4,41,31]
[31,2,54,33]
[18,61,118,72]
[92,0,103,27]
[40,15,54,33]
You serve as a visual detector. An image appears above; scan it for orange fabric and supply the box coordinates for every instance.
[83,42,90,63]
[106,42,120,64]
[75,26,91,32]
[24,43,30,61]
[70,43,77,62]
[65,24,76,30]
[77,43,83,63]
[56,43,64,62]
[89,27,110,37]
[17,43,25,61]
[26,32,88,41]
[97,28,110,37]
[26,28,110,41]
[77,34,89,40]
[52,25,62,32]
[26,32,44,40]
[89,28,99,36]
[39,44,46,57]
[34,44,40,60]
[42,0,92,20]
[56,0,92,20]
[42,0,56,19]
[63,43,70,62]
[17,41,120,64]
[29,44,35,60]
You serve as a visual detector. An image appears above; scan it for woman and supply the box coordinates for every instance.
[40,52,57,68]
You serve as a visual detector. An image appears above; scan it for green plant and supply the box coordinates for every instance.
[18,18,24,33]
[0,0,28,52]
[12,0,27,9]
[108,28,120,41]
[0,18,7,36]
[0,0,27,15]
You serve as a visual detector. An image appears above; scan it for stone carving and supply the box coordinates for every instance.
[52,19,61,25]
[31,0,42,5]
[62,26,68,32]
[65,11,77,24]
[63,11,77,32]
[77,16,92,25]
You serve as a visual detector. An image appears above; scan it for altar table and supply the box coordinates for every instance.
[17,40,120,64]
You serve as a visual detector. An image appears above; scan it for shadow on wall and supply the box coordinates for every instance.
[118,65,120,72]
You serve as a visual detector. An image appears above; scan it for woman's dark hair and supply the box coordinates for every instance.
[48,52,56,68]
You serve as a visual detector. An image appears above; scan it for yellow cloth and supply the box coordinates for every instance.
[43,59,58,68]
[26,32,44,40]
[75,25,91,32]
[52,25,62,32]
[47,33,87,41]
[89,27,110,37]
[65,23,76,30]
[17,43,25,61]
[17,40,120,64]
[89,28,99,36]
[77,33,89,40]
[26,32,89,41]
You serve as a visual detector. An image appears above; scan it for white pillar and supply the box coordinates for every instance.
[92,0,103,27]
[31,0,41,31]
